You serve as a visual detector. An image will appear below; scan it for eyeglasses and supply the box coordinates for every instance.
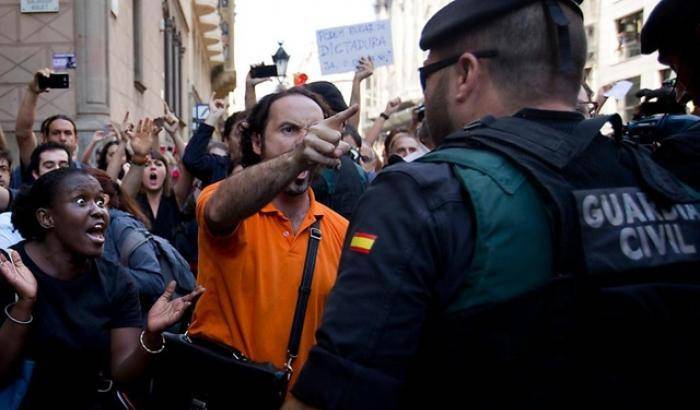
[418,50,499,90]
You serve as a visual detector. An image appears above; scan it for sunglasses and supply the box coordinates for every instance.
[418,50,499,90]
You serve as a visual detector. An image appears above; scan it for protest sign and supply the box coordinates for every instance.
[316,20,393,75]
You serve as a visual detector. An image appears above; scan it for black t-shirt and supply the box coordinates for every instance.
[0,241,142,409]
[136,193,184,244]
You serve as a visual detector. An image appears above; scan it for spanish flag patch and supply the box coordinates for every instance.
[349,232,377,254]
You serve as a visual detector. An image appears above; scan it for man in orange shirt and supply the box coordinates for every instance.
[188,87,354,389]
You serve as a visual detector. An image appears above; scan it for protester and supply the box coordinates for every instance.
[0,150,10,190]
[28,142,71,180]
[121,118,192,250]
[363,97,402,147]
[287,1,700,409]
[384,128,419,160]
[359,142,382,179]
[642,0,700,190]
[0,167,204,408]
[87,168,164,312]
[244,67,273,110]
[347,56,374,129]
[182,95,245,187]
[186,87,353,394]
[81,129,109,166]
[12,69,82,189]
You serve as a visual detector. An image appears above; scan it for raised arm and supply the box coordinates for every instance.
[181,95,227,181]
[0,126,7,152]
[204,105,358,235]
[121,118,154,199]
[348,56,374,130]
[364,97,401,146]
[81,130,107,165]
[16,69,51,168]
[244,68,271,110]
[163,102,195,208]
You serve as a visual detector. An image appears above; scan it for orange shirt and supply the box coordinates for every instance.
[188,182,348,388]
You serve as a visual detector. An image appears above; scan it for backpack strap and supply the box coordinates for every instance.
[283,219,322,378]
[118,227,151,267]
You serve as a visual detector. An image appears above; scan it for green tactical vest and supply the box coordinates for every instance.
[419,148,554,313]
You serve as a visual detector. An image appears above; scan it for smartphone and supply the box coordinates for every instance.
[153,117,165,128]
[414,104,426,122]
[38,73,69,89]
[250,64,277,78]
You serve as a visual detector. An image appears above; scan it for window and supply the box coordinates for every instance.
[164,16,184,118]
[621,76,641,122]
[616,11,643,60]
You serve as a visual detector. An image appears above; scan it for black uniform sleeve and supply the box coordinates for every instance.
[292,163,475,409]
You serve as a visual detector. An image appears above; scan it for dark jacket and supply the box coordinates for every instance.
[182,123,232,187]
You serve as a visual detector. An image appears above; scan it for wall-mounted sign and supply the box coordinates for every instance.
[193,103,209,124]
[20,0,59,13]
[52,53,76,70]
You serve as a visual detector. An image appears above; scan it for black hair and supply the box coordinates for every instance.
[241,87,332,167]
[342,124,362,148]
[443,1,586,108]
[0,149,12,170]
[223,110,250,141]
[28,142,72,175]
[12,167,89,240]
[96,140,131,172]
[40,114,77,138]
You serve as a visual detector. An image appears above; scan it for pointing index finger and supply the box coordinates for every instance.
[324,104,359,131]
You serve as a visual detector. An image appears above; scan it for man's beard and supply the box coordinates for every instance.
[283,170,312,196]
[424,73,455,147]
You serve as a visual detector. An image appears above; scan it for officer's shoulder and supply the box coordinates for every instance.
[374,161,463,207]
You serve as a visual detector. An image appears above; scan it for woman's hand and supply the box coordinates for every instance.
[146,281,205,334]
[130,117,154,157]
[162,102,181,136]
[91,130,107,144]
[0,250,37,302]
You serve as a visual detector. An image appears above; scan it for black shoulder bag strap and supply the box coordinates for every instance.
[283,219,322,379]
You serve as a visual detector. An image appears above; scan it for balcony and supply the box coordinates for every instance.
[194,0,217,16]
[199,12,221,33]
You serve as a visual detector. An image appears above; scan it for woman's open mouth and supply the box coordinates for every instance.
[86,222,106,245]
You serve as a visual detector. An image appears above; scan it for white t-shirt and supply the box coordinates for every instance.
[0,212,24,250]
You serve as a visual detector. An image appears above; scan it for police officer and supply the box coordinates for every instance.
[285,1,700,409]
[642,0,700,190]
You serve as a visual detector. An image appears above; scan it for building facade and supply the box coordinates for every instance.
[0,0,236,159]
[363,0,672,132]
[362,0,449,132]
[583,0,667,121]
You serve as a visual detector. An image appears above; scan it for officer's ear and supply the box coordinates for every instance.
[454,53,481,103]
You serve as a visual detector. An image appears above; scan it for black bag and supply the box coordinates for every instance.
[149,220,322,410]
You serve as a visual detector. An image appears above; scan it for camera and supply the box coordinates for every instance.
[625,81,699,145]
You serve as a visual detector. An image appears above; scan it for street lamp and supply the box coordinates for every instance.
[272,42,290,79]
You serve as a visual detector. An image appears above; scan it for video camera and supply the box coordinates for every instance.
[625,81,699,145]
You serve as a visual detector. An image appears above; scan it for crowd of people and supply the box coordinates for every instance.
[0,0,699,408]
